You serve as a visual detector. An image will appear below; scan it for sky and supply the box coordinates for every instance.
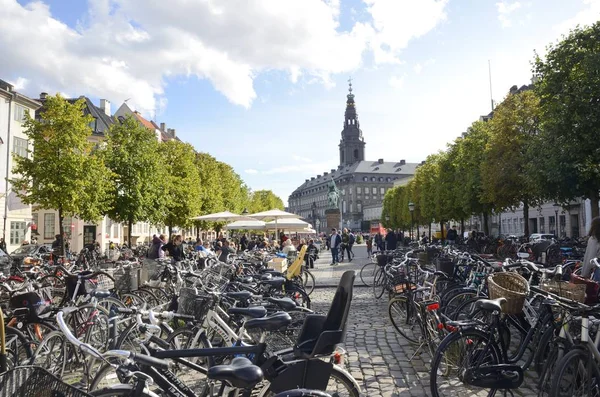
[1,0,598,206]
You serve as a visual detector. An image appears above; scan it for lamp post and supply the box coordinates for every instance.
[553,203,560,237]
[408,202,415,241]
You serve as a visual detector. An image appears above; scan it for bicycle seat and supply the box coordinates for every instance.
[475,298,506,313]
[225,291,252,301]
[228,306,267,319]
[245,312,292,332]
[261,277,286,289]
[207,357,263,389]
[267,296,297,311]
[90,290,111,299]
[237,275,255,284]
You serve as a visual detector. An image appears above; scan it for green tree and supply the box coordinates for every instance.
[160,140,202,235]
[11,94,112,254]
[103,115,164,245]
[248,190,284,213]
[218,162,247,213]
[481,89,543,237]
[194,152,224,235]
[534,22,600,217]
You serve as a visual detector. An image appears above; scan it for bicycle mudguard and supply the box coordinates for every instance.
[265,359,333,393]
[462,364,524,389]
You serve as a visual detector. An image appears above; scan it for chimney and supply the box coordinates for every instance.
[99,99,111,116]
[39,92,48,100]
[305,179,309,183]
[167,128,176,137]
[171,129,176,137]
[421,160,426,165]
[160,122,166,131]
[317,175,321,178]
[399,159,406,165]
[311,177,315,181]
[378,158,384,164]
[330,169,335,173]
[324,172,328,176]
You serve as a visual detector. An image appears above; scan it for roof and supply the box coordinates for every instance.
[36,96,113,135]
[289,159,420,198]
[151,121,180,142]
[133,111,156,132]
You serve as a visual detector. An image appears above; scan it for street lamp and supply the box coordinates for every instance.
[408,202,415,241]
[553,203,561,237]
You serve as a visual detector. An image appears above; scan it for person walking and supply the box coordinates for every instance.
[330,228,342,266]
[375,232,384,252]
[385,229,397,251]
[347,229,355,261]
[148,234,166,259]
[341,228,350,262]
[581,217,600,279]
[0,237,6,252]
[447,225,458,246]
[366,235,373,257]
[162,235,186,261]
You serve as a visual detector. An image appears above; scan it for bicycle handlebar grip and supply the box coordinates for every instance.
[172,313,195,321]
[115,307,135,314]
[131,353,170,369]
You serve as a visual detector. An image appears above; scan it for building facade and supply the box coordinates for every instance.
[288,83,420,231]
[0,80,41,253]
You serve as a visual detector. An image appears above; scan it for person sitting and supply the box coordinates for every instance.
[195,238,206,252]
[217,240,235,263]
[162,235,185,261]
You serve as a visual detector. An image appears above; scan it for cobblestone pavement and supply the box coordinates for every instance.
[310,246,538,397]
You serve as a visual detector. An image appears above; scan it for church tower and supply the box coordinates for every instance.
[339,79,365,166]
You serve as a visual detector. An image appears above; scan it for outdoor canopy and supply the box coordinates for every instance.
[249,209,300,238]
[192,211,249,222]
[225,219,266,230]
[264,218,310,230]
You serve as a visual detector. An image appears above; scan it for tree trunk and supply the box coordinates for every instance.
[440,221,445,243]
[168,224,173,238]
[58,206,65,261]
[196,222,200,239]
[460,218,465,238]
[483,213,489,236]
[417,224,420,240]
[128,218,133,247]
[498,212,501,237]
[590,190,600,219]
[523,201,530,238]
[428,223,432,241]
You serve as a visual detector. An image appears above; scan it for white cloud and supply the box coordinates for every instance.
[554,0,600,34]
[364,0,449,64]
[244,169,259,174]
[496,1,522,28]
[292,155,313,163]
[389,74,406,89]
[413,64,423,74]
[9,77,29,90]
[0,0,448,114]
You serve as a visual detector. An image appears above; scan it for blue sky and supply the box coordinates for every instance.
[2,0,598,205]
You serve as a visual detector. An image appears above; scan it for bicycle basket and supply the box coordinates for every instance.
[85,270,115,292]
[0,366,93,396]
[540,280,586,303]
[9,288,52,321]
[487,272,529,314]
[177,287,213,321]
[113,264,139,293]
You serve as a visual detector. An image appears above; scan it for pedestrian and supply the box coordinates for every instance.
[0,237,5,252]
[385,229,397,251]
[581,217,600,279]
[329,228,342,266]
[447,225,458,246]
[306,239,319,269]
[148,234,166,259]
[326,232,331,251]
[51,234,64,256]
[240,233,248,251]
[347,229,355,261]
[421,232,428,244]
[341,228,350,262]
[162,234,186,261]
[375,232,384,251]
[194,238,206,252]
[366,235,373,257]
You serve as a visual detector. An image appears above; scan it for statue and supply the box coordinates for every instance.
[327,179,340,209]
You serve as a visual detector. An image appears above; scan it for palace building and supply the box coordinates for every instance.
[287,82,420,231]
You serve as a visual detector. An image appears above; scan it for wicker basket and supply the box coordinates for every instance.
[487,272,529,314]
[177,287,213,321]
[541,281,586,303]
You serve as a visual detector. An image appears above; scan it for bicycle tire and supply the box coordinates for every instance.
[29,330,67,378]
[359,262,376,287]
[430,328,502,397]
[257,364,360,397]
[388,296,420,344]
[302,270,316,296]
[550,347,600,397]
[5,326,33,367]
[442,290,477,319]
[38,274,66,306]
[372,267,386,299]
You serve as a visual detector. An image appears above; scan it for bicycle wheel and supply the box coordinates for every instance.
[430,328,502,397]
[388,296,420,344]
[372,267,386,299]
[257,364,360,397]
[133,288,160,308]
[5,326,33,367]
[89,362,135,392]
[359,262,376,287]
[302,270,316,296]
[285,288,311,309]
[39,274,66,306]
[29,330,67,378]
[91,386,155,397]
[442,290,477,319]
[550,348,600,397]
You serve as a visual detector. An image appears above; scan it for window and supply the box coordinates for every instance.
[89,118,97,131]
[63,216,72,237]
[44,213,55,239]
[14,104,27,122]
[386,177,391,182]
[379,177,383,182]
[363,177,368,182]
[372,187,377,194]
[10,222,26,245]
[357,203,362,212]
[380,187,385,194]
[539,217,545,233]
[356,187,361,194]
[549,216,556,235]
[371,177,376,182]
[353,149,358,159]
[32,213,38,234]
[559,215,566,237]
[113,223,119,238]
[13,137,28,158]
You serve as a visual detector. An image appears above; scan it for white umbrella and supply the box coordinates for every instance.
[192,211,248,222]
[250,209,300,240]
[225,220,266,230]
[265,218,310,231]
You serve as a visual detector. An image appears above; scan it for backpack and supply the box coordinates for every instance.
[349,233,355,244]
